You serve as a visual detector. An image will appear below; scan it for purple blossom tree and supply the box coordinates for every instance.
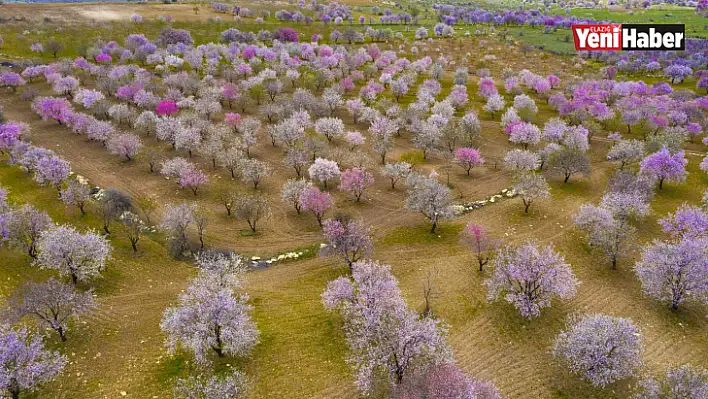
[393,363,502,399]
[5,204,52,258]
[299,186,332,226]
[320,218,373,272]
[339,167,374,202]
[322,260,451,394]
[51,76,79,98]
[0,72,27,92]
[370,116,397,164]
[574,202,637,270]
[632,364,708,399]
[485,241,578,318]
[34,156,70,191]
[0,324,67,399]
[59,180,90,215]
[34,225,112,285]
[8,278,96,341]
[553,314,642,387]
[174,371,247,399]
[73,89,105,109]
[217,147,243,179]
[160,274,259,364]
[640,149,688,190]
[659,204,708,240]
[634,237,708,311]
[345,131,366,150]
[483,94,505,119]
[508,122,541,149]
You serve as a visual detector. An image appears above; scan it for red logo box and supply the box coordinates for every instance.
[572,24,622,51]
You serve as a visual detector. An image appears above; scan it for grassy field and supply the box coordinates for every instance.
[1,2,708,398]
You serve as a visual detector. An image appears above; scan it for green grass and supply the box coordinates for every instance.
[381,222,464,246]
[399,150,427,166]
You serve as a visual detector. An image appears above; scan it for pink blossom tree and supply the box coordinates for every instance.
[339,168,374,202]
[32,97,73,125]
[453,147,484,176]
[299,186,332,226]
[107,133,142,161]
[179,169,208,195]
[460,223,497,271]
[156,100,179,116]
[345,131,365,150]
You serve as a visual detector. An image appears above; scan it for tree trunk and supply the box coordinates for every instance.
[131,240,138,252]
[430,221,437,234]
[213,326,224,357]
[58,326,67,342]
[71,273,78,285]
